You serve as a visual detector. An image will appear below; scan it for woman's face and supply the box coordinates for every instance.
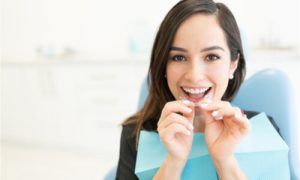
[166,14,238,103]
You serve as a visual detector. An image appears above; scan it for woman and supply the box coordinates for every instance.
[117,0,253,179]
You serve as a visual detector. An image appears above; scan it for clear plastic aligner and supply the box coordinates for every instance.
[179,96,202,107]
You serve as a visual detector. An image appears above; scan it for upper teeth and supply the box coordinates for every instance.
[183,87,209,94]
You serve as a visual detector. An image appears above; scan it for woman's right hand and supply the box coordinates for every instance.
[157,100,195,163]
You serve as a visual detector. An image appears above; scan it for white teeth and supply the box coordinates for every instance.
[183,87,209,94]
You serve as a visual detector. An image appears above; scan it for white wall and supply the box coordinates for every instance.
[219,0,300,49]
[1,0,180,61]
[2,0,299,62]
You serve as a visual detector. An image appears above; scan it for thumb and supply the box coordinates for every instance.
[186,105,195,125]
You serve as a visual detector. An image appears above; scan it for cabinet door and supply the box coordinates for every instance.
[1,62,147,153]
[1,65,61,145]
[58,63,146,152]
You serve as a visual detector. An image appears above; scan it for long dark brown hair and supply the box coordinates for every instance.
[123,0,246,147]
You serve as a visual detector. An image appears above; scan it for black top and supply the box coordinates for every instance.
[115,111,280,180]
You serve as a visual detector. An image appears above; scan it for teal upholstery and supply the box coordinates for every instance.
[232,69,299,179]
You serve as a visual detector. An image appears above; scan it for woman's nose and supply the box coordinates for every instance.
[184,61,206,82]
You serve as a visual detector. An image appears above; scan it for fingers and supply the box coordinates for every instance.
[200,101,251,131]
[157,113,194,132]
[201,101,240,120]
[160,100,193,122]
[159,123,192,141]
[157,100,195,138]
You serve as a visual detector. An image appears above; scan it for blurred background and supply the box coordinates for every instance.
[1,0,299,179]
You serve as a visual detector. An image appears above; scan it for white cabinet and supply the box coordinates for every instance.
[1,60,148,153]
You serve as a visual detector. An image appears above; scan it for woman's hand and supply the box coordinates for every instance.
[154,100,195,180]
[157,100,195,162]
[200,101,251,162]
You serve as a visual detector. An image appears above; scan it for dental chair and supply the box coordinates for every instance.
[231,68,299,179]
[103,68,299,179]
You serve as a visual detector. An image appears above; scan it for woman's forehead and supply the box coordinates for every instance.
[172,14,228,52]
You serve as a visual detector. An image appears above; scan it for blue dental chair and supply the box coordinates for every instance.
[103,68,299,179]
[231,69,299,179]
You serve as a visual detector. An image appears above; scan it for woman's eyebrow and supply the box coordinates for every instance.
[170,46,225,52]
[200,46,225,52]
[170,46,187,52]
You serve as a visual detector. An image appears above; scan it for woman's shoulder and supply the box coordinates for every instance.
[122,123,137,139]
[120,123,138,156]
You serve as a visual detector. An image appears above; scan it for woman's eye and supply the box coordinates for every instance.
[172,55,186,62]
[206,54,220,61]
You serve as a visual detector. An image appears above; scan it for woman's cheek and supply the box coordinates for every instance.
[210,68,230,100]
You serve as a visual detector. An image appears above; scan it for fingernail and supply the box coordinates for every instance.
[215,116,223,121]
[182,99,191,105]
[186,130,191,136]
[204,99,212,104]
[212,110,219,117]
[185,107,192,113]
[200,103,208,108]
[189,123,194,130]
[180,97,191,105]
[204,94,213,103]
[235,113,242,119]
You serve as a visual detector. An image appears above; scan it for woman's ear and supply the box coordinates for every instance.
[229,53,240,79]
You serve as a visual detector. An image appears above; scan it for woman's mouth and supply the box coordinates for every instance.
[181,86,211,103]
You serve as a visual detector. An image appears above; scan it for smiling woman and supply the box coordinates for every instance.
[115,0,275,179]
[166,14,239,104]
